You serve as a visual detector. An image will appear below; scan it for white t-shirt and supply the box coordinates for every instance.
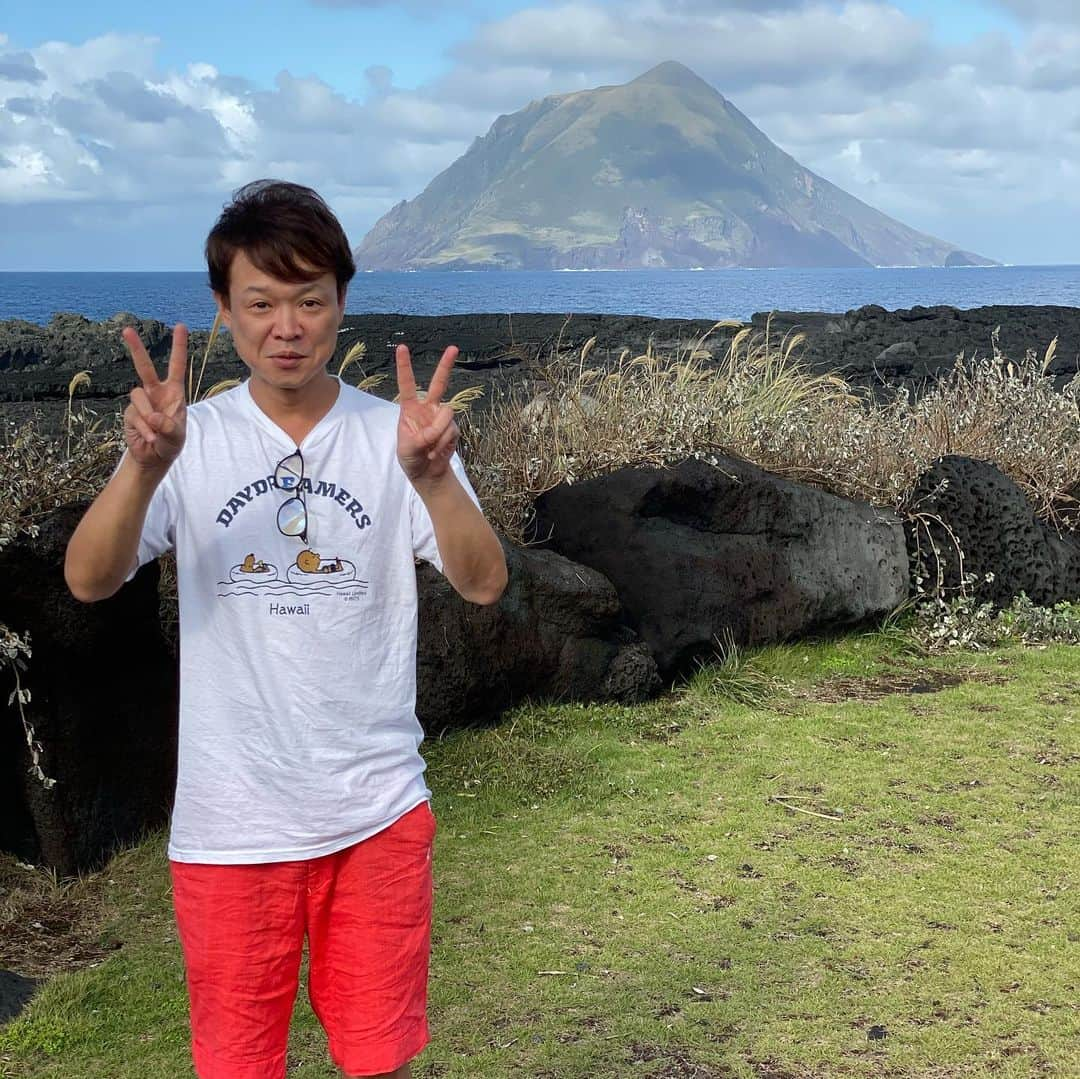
[132,377,477,864]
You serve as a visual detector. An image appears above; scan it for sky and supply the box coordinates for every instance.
[0,0,1077,269]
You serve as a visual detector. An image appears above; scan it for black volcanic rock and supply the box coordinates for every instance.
[533,457,909,677]
[904,456,1080,607]
[753,304,1080,393]
[0,311,234,375]
[416,542,660,728]
[357,61,994,271]
[0,970,37,1024]
[0,503,178,876]
[0,320,42,373]
[0,312,171,373]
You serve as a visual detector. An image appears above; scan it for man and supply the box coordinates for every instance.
[64,179,508,1079]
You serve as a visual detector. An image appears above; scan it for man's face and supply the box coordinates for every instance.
[215,249,345,396]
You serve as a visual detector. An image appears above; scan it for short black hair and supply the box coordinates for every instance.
[205,180,356,301]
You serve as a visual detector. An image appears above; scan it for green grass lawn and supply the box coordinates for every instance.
[2,634,1078,1078]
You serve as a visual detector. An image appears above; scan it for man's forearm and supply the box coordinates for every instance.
[413,472,508,605]
[65,454,167,602]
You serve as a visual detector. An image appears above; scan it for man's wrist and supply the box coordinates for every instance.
[122,451,172,491]
[409,468,459,504]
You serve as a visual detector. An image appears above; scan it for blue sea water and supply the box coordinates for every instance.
[1,265,1078,330]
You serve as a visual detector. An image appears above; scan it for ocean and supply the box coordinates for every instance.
[2,265,1079,330]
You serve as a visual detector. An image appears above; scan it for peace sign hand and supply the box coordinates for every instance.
[121,324,188,472]
[395,343,459,486]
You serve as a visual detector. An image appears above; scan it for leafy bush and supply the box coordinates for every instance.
[910,587,1080,653]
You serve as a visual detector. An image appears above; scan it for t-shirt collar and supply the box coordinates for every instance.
[240,376,347,451]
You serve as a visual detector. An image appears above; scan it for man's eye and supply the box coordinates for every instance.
[302,299,322,308]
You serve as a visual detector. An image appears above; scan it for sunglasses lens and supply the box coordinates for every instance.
[277,497,307,537]
[275,451,303,491]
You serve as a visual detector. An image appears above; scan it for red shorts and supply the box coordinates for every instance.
[170,801,436,1079]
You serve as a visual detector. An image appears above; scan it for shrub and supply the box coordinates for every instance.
[909,586,1080,653]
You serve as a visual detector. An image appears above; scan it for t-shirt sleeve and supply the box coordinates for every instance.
[122,453,179,581]
[409,453,483,572]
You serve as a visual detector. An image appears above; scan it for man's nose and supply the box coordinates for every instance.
[273,306,301,337]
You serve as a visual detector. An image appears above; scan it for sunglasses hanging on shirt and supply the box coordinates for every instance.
[274,449,308,543]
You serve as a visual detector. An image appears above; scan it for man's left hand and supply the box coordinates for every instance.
[395,343,459,486]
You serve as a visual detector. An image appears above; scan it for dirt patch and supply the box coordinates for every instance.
[0,857,117,982]
[1033,743,1080,767]
[916,813,962,831]
[641,719,687,743]
[749,1063,809,1079]
[793,667,1006,703]
[628,1042,737,1077]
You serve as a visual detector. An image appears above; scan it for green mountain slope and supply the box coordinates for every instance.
[356,62,995,270]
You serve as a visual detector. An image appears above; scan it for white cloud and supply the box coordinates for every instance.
[33,33,159,91]
[0,34,477,217]
[458,1,936,92]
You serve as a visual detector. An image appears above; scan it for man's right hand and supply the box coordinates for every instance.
[122,324,188,471]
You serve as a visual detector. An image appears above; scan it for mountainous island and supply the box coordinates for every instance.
[356,61,994,271]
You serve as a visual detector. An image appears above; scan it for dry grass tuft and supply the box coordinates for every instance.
[337,340,393,394]
[337,339,368,380]
[0,410,121,553]
[748,333,1080,528]
[66,371,91,400]
[448,385,485,413]
[462,322,1080,543]
[189,309,223,402]
[65,371,92,456]
[357,372,389,392]
[201,378,241,399]
[462,319,857,541]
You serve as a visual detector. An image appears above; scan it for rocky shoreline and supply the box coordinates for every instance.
[1,303,1078,432]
